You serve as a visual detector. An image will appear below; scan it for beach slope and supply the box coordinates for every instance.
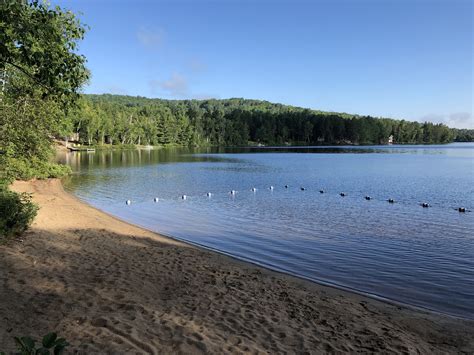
[1,179,473,353]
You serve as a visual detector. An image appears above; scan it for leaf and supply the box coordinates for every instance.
[13,337,24,349]
[42,333,57,348]
[35,348,50,355]
[53,344,67,355]
[52,338,68,347]
[20,336,35,350]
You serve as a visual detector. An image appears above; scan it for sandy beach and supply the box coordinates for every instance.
[0,179,473,354]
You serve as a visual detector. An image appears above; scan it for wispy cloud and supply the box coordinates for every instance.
[137,27,165,48]
[188,58,207,73]
[192,93,219,100]
[448,112,473,128]
[104,85,128,95]
[149,73,189,97]
[419,112,473,129]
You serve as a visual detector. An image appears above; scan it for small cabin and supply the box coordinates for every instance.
[388,135,394,145]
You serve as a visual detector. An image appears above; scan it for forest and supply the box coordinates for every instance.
[68,94,472,147]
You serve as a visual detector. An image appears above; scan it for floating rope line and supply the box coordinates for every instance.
[122,184,471,213]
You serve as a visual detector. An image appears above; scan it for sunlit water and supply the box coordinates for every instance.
[60,143,474,319]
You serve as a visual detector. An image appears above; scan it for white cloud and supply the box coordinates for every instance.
[192,93,219,100]
[419,112,473,129]
[137,27,165,48]
[448,112,473,128]
[149,73,189,97]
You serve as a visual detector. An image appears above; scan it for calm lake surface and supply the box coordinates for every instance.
[60,143,474,319]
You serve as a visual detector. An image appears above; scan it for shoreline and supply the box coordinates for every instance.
[87,201,471,323]
[1,179,473,353]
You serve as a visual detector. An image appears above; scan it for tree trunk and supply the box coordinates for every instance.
[0,65,6,102]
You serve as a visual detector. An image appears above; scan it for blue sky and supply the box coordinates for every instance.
[55,0,472,128]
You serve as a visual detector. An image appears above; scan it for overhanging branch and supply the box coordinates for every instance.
[3,60,53,94]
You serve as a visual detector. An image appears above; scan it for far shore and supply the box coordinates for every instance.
[1,179,473,353]
[57,140,473,154]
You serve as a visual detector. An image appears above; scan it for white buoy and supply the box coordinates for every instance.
[269,186,274,190]
[251,187,257,192]
[230,190,236,195]
[126,200,131,205]
[182,195,187,200]
[207,192,212,197]
[154,197,159,202]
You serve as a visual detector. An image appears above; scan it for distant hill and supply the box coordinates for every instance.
[65,94,473,146]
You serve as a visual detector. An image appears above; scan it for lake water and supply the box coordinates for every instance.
[59,144,474,319]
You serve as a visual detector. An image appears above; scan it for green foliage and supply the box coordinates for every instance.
[0,0,88,182]
[0,185,38,240]
[68,94,465,148]
[452,128,474,142]
[1,157,71,182]
[11,332,68,355]
[0,97,61,164]
[0,0,89,105]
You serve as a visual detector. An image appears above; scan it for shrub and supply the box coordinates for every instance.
[0,155,69,241]
[0,332,69,355]
[0,186,38,240]
[0,157,72,182]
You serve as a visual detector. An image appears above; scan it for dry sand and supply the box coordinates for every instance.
[1,179,473,354]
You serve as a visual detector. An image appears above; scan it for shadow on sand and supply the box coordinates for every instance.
[1,227,473,354]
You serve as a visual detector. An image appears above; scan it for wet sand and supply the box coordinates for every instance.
[1,179,473,354]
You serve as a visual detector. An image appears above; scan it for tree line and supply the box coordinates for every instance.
[67,94,472,147]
